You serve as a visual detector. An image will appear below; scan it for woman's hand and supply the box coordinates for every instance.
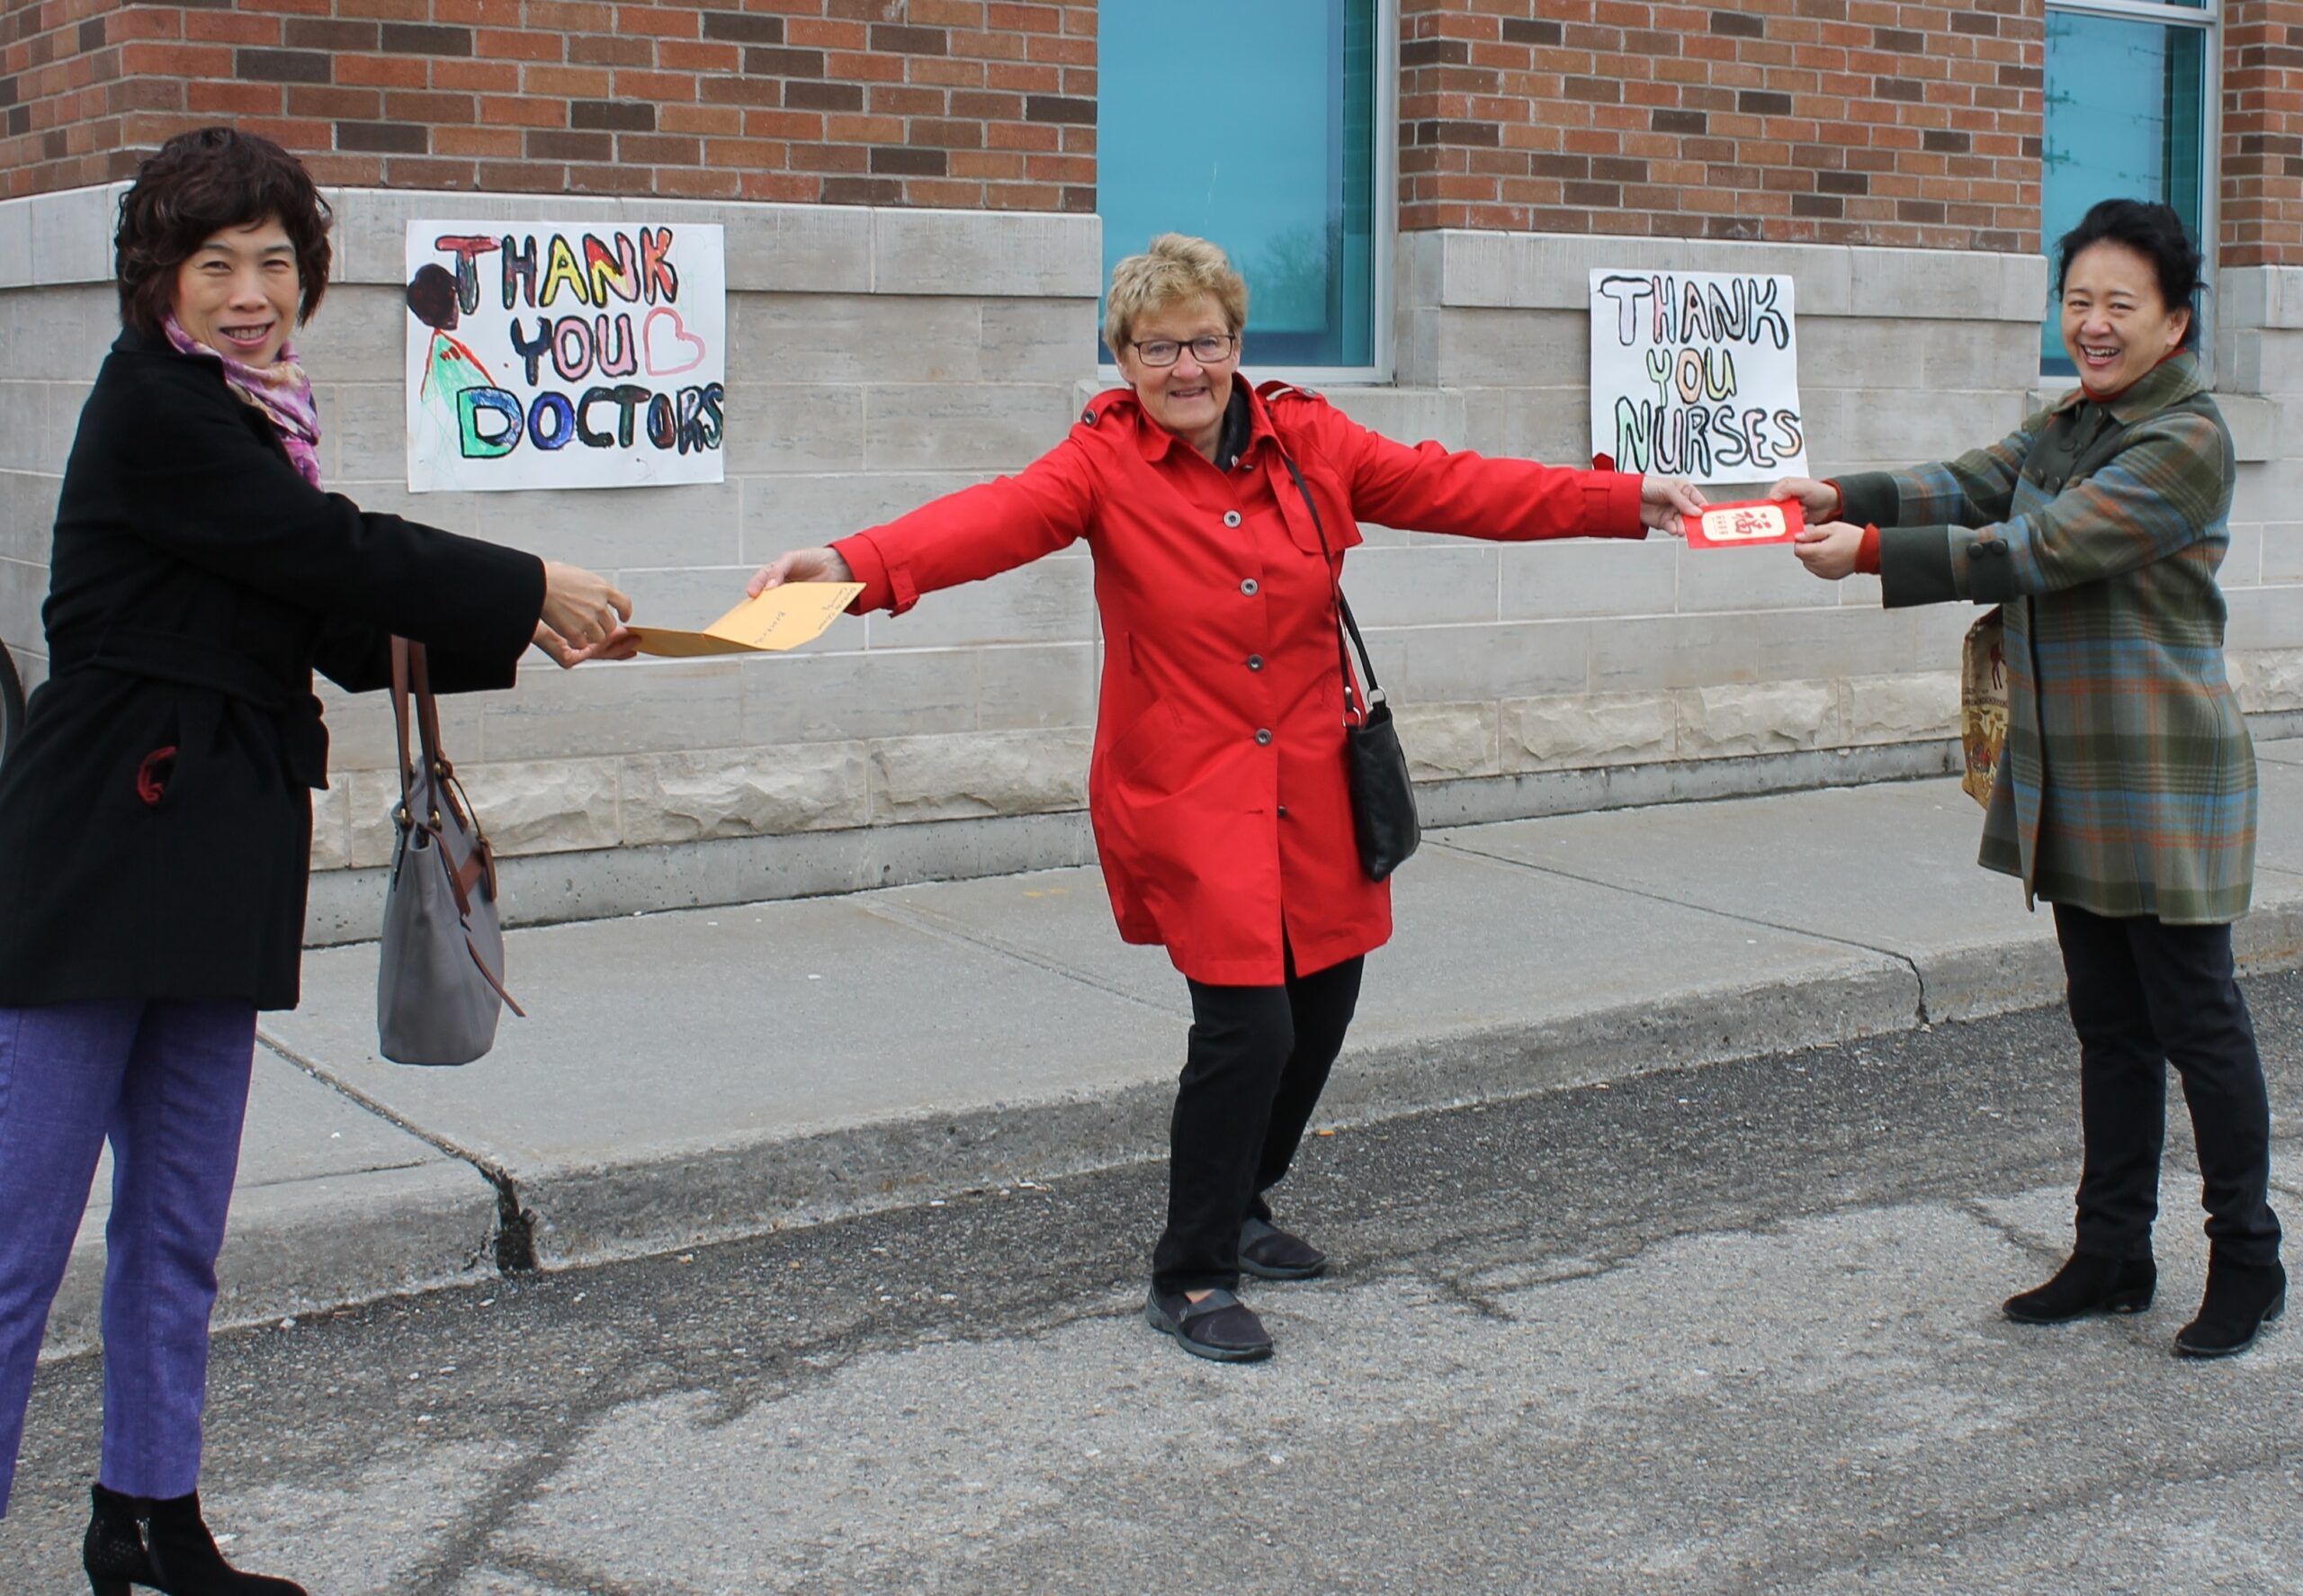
[1639,475,1707,533]
[1794,521,1866,581]
[747,546,854,598]
[540,560,632,650]
[1769,477,1842,520]
[532,621,642,668]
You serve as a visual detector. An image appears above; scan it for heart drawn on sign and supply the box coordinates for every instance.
[642,307,707,377]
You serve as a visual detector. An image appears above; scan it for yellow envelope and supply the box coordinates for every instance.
[627,583,865,658]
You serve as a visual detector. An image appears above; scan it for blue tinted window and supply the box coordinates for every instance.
[1098,0,1376,367]
[2040,9,2209,375]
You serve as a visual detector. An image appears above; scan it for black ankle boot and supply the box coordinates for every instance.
[83,1484,307,1596]
[2174,1255,2288,1358]
[2003,1251,2156,1323]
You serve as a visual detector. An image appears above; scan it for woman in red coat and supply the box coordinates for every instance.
[752,234,1699,1361]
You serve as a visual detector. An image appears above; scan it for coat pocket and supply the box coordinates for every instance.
[1099,697,1191,796]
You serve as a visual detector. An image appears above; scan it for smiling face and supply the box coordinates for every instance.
[173,217,300,365]
[1115,293,1240,459]
[2061,239,2190,396]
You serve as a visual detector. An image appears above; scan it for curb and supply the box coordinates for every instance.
[475,899,2303,1276]
[42,899,2303,1356]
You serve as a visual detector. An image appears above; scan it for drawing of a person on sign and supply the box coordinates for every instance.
[402,221,728,493]
[406,255,497,469]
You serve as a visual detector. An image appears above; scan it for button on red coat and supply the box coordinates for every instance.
[834,381,1647,986]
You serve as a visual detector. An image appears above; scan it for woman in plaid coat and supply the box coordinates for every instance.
[1783,199,2286,1358]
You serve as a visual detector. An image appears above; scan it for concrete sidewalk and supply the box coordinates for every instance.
[46,745,2303,1355]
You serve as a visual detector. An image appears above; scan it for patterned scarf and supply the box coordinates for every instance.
[163,312,324,488]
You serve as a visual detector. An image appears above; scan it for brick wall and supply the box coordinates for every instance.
[1397,0,2041,251]
[2224,0,2303,267]
[0,0,1096,209]
[4,0,2298,270]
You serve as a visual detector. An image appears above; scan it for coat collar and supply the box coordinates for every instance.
[2050,349,2208,425]
[1082,377,1278,468]
[115,323,175,357]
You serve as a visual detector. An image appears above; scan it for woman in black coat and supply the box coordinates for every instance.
[0,128,632,1594]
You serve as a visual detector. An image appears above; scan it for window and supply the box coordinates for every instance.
[2040,1,2215,376]
[1097,0,1386,373]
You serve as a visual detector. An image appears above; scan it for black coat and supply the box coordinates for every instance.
[0,328,544,1010]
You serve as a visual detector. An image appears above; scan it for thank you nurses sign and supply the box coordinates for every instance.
[405,221,727,493]
[1589,269,1807,485]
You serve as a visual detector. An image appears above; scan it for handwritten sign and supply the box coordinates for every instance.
[1683,498,1804,550]
[405,221,727,493]
[628,584,865,658]
[1590,270,1807,485]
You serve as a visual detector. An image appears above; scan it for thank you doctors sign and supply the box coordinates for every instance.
[1589,269,1807,484]
[405,221,727,493]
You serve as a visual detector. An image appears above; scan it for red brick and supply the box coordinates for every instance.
[569,35,656,67]
[432,125,524,157]
[653,164,741,197]
[286,85,382,121]
[478,95,564,129]
[190,80,280,115]
[335,54,429,89]
[474,30,563,63]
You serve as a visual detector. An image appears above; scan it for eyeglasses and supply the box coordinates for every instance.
[1127,333,1237,368]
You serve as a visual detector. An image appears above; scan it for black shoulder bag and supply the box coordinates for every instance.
[1279,454,1420,881]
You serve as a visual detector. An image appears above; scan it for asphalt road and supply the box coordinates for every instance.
[5,979,2300,1595]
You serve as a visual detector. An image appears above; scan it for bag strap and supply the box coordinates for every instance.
[388,635,522,1015]
[390,638,476,833]
[390,637,420,824]
[1277,453,1382,724]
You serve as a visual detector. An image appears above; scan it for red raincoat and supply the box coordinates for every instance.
[833,381,1646,986]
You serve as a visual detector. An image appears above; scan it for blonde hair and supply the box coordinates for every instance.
[1104,233,1249,354]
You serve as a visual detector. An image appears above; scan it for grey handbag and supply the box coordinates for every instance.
[377,638,522,1064]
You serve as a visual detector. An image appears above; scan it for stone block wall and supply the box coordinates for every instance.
[4,191,2300,936]
[2218,262,2303,677]
[1385,228,2303,822]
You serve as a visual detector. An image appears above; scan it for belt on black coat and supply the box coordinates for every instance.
[48,624,331,788]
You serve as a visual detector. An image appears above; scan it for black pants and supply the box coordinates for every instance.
[2054,904,2282,1268]
[1151,951,1365,1294]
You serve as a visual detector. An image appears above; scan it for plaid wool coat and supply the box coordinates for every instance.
[1838,352,2251,925]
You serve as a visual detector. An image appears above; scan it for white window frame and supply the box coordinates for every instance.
[2040,0,2220,380]
[1098,0,1398,388]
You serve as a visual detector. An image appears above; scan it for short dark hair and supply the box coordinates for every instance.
[114,127,333,336]
[2054,198,2204,348]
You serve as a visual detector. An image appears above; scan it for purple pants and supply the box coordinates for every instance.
[0,998,256,1517]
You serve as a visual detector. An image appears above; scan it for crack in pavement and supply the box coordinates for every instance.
[490,1551,659,1596]
[1428,836,1938,1018]
[858,897,1187,1018]
[256,1031,538,1273]
[1736,1442,2303,1596]
[1951,1196,2065,1269]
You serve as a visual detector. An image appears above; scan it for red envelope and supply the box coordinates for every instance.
[1683,498,1806,549]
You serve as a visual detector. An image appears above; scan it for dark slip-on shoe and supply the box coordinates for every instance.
[1238,1216,1328,1281]
[1144,1287,1274,1362]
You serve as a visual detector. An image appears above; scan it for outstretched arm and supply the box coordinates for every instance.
[746,436,1098,614]
[1815,412,2046,534]
[1304,400,1699,542]
[1783,408,2230,605]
